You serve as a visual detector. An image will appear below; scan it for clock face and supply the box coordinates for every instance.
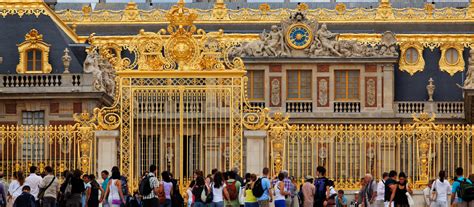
[286,24,313,49]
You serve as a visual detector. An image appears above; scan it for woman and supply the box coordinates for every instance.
[82,174,91,207]
[243,174,257,207]
[325,180,337,207]
[192,176,206,207]
[105,169,126,207]
[301,176,315,207]
[7,171,24,207]
[211,172,225,207]
[66,169,85,207]
[274,172,290,207]
[390,172,413,207]
[187,180,195,207]
[161,171,174,207]
[431,170,451,207]
[88,174,104,207]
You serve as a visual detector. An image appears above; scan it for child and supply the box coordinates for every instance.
[13,186,35,207]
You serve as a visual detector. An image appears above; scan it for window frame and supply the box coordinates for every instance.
[334,69,360,101]
[286,70,312,100]
[247,70,265,101]
[26,49,43,72]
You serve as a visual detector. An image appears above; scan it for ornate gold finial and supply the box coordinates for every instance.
[122,1,140,21]
[296,3,309,11]
[335,3,346,14]
[25,29,43,41]
[212,0,228,20]
[376,0,394,19]
[259,3,271,14]
[166,0,197,31]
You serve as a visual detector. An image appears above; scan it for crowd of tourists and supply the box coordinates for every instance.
[0,165,472,207]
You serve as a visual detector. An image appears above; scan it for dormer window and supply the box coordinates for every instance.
[16,29,52,74]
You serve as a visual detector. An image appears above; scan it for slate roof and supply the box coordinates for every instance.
[0,15,85,74]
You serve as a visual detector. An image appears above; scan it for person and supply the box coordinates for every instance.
[384,170,397,207]
[233,167,244,187]
[13,186,35,207]
[161,171,174,207]
[192,176,206,207]
[375,172,388,207]
[335,190,347,207]
[105,168,127,207]
[243,174,257,207]
[58,170,71,207]
[186,180,195,207]
[257,167,272,207]
[88,174,104,207]
[451,167,473,207]
[25,166,42,205]
[8,171,25,207]
[0,172,8,207]
[65,169,85,207]
[281,171,294,207]
[170,173,184,207]
[82,174,92,207]
[112,166,129,205]
[314,166,329,207]
[142,165,160,207]
[274,172,290,207]
[431,171,451,207]
[101,170,110,207]
[38,166,59,207]
[325,180,337,207]
[301,175,315,207]
[422,180,434,207]
[362,174,377,207]
[212,172,226,207]
[224,171,241,207]
[389,172,412,207]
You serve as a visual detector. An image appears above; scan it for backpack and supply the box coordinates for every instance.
[157,184,166,204]
[297,188,304,207]
[314,178,327,200]
[455,178,474,202]
[252,178,265,198]
[139,175,153,196]
[225,181,238,200]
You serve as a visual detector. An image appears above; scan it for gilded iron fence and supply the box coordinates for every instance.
[282,122,473,189]
[0,124,97,181]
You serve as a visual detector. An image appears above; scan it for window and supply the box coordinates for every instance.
[405,47,419,64]
[287,70,312,100]
[445,48,459,65]
[26,49,43,72]
[21,111,45,160]
[247,70,264,100]
[335,70,360,100]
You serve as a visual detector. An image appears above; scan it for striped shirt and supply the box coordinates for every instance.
[143,173,160,200]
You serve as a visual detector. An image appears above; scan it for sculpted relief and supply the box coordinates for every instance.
[84,50,116,97]
[230,12,398,59]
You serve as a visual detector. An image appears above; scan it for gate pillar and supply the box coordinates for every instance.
[96,130,119,174]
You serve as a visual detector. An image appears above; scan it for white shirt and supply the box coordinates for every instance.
[212,183,225,203]
[38,175,59,199]
[431,179,452,202]
[8,180,23,198]
[375,180,385,201]
[25,173,42,200]
[422,187,431,206]
[186,188,193,204]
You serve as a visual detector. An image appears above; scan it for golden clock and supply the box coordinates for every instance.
[286,23,313,50]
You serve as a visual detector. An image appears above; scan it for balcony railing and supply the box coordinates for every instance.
[396,102,425,114]
[286,101,313,113]
[1,74,83,87]
[333,101,361,113]
[248,101,265,108]
[395,101,464,118]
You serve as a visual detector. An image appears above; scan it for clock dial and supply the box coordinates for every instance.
[286,24,313,49]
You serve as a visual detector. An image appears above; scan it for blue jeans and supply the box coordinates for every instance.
[195,201,206,207]
[161,199,172,207]
[245,202,258,207]
[211,201,225,207]
[274,200,286,207]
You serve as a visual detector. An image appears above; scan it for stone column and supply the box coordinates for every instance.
[382,64,395,114]
[244,130,267,174]
[96,130,119,174]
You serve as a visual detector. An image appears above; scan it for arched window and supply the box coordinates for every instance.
[26,49,43,72]
[445,48,459,65]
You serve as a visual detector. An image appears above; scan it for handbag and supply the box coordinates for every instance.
[38,176,56,200]
[111,199,122,205]
[238,187,245,205]
[430,180,437,201]
[405,192,414,207]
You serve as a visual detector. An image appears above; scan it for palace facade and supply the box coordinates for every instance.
[0,0,473,200]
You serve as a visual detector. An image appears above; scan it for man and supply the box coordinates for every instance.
[224,171,241,207]
[257,167,272,207]
[101,170,110,207]
[423,180,434,207]
[13,186,35,207]
[25,166,42,206]
[142,164,160,207]
[335,190,348,207]
[384,171,397,207]
[281,170,295,207]
[0,172,7,207]
[38,166,59,207]
[313,166,329,207]
[362,174,377,207]
[232,167,244,186]
[451,167,473,207]
[374,172,388,207]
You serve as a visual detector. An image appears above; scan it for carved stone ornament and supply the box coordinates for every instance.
[318,78,328,107]
[426,77,435,101]
[271,78,281,107]
[230,12,398,59]
[62,48,72,73]
[366,78,376,107]
[83,49,116,97]
[463,50,474,89]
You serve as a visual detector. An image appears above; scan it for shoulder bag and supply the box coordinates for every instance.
[38,177,56,200]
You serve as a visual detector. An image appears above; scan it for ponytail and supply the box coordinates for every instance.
[439,170,446,183]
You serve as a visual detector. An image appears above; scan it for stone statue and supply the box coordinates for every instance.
[83,50,104,92]
[426,78,435,101]
[62,48,71,74]
[464,50,474,89]
[317,24,342,57]
[379,31,398,56]
[231,33,266,57]
[98,56,116,97]
[267,25,291,57]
